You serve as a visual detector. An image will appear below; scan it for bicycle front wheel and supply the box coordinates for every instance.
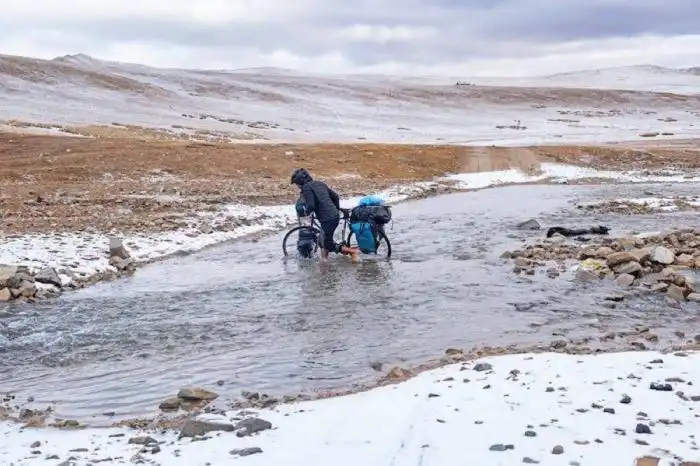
[282,225,323,258]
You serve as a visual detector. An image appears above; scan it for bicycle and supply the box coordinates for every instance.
[281,207,392,259]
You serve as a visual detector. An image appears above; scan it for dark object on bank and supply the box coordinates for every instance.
[546,226,610,238]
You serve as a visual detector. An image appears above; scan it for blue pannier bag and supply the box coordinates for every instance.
[296,228,317,258]
[351,222,376,253]
[358,194,385,207]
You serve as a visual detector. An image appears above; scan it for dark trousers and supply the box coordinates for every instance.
[319,217,340,252]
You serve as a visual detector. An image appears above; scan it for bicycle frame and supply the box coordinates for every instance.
[298,205,391,249]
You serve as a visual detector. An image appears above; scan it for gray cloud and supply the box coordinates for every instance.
[1,0,699,73]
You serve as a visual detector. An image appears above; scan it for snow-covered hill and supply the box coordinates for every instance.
[1,54,699,145]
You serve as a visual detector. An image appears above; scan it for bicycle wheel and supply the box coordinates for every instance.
[282,225,323,258]
[346,227,392,258]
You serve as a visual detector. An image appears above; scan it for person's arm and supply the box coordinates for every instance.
[328,186,340,209]
[301,185,316,214]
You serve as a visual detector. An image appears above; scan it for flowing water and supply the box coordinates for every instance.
[1,182,699,424]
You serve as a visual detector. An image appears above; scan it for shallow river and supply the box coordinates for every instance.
[1,182,699,423]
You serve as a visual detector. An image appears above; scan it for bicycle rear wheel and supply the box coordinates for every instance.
[346,227,392,259]
[282,225,323,258]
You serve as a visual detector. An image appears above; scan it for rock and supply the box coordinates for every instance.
[179,419,234,438]
[652,246,675,265]
[595,247,614,258]
[616,274,635,287]
[606,252,636,267]
[687,293,700,302]
[6,272,30,290]
[385,366,412,380]
[473,362,493,372]
[109,256,135,271]
[575,268,600,282]
[523,458,540,464]
[0,288,11,302]
[230,447,263,457]
[524,430,537,437]
[17,280,36,298]
[489,444,514,451]
[30,441,41,448]
[159,397,181,411]
[128,436,158,445]
[635,423,652,434]
[551,445,564,455]
[650,382,673,391]
[621,395,632,404]
[517,219,541,230]
[630,248,652,262]
[667,284,687,301]
[514,257,531,268]
[604,407,616,414]
[108,237,130,259]
[0,265,17,287]
[234,418,273,437]
[550,339,567,349]
[651,283,669,292]
[34,267,62,288]
[677,254,695,267]
[635,458,660,466]
[614,261,642,275]
[177,387,218,401]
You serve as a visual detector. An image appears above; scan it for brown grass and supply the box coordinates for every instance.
[1,131,700,234]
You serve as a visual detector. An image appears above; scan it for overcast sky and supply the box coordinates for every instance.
[2,0,699,76]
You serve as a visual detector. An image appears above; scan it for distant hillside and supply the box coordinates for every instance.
[1,53,699,145]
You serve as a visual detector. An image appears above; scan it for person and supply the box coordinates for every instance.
[290,168,360,262]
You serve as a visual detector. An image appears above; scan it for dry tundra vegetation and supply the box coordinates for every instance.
[1,128,700,235]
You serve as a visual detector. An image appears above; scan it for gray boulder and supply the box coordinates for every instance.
[34,267,62,288]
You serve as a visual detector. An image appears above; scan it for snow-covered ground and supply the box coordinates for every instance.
[1,54,699,145]
[2,350,698,466]
[442,163,700,190]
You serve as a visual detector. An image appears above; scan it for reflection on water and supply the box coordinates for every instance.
[1,182,700,423]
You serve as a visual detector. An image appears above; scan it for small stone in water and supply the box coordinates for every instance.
[552,445,564,455]
[523,458,540,464]
[474,363,493,372]
[604,407,616,414]
[524,430,537,437]
[621,395,632,404]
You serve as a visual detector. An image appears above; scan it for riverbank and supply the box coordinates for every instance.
[2,350,699,466]
[3,132,700,302]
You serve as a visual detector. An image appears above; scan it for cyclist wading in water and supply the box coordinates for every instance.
[291,168,360,263]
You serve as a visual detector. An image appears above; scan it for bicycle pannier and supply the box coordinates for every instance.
[350,222,376,253]
[296,228,317,258]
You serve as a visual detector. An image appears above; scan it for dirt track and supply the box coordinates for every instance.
[2,131,700,235]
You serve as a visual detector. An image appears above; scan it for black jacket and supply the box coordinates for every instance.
[300,180,340,222]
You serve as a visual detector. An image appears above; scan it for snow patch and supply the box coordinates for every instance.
[444,163,700,189]
[1,351,698,465]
